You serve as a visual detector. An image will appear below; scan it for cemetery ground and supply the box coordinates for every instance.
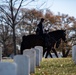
[2,57,76,75]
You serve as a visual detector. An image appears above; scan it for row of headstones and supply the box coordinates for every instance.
[0,46,43,75]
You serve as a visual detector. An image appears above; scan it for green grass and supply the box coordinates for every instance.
[34,58,76,75]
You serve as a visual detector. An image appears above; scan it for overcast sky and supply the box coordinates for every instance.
[25,0,76,18]
[0,0,76,18]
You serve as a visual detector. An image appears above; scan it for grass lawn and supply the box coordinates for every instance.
[33,58,76,75]
[2,57,76,75]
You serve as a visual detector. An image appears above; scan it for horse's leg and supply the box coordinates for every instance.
[43,48,47,57]
[45,50,49,58]
[48,50,52,58]
[52,48,58,58]
[45,47,52,58]
[45,48,49,58]
[48,47,53,58]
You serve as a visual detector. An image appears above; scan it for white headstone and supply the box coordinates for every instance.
[32,48,40,67]
[23,49,36,73]
[14,55,30,75]
[0,47,2,61]
[35,46,43,61]
[72,45,76,63]
[0,62,17,75]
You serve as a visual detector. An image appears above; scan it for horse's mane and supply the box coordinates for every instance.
[49,30,65,34]
[48,30,65,36]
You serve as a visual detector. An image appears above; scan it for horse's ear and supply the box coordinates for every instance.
[64,29,66,31]
[63,30,66,33]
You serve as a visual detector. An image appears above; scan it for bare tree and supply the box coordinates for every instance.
[0,16,11,56]
[0,0,35,55]
[19,8,44,34]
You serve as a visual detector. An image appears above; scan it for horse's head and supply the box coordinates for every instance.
[61,30,67,43]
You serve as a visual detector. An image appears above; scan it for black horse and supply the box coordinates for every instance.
[43,30,66,58]
[20,30,66,58]
[20,34,45,54]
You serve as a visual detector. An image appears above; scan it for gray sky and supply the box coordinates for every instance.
[0,0,76,18]
[25,0,76,18]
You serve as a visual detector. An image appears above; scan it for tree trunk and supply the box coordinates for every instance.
[13,25,16,55]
